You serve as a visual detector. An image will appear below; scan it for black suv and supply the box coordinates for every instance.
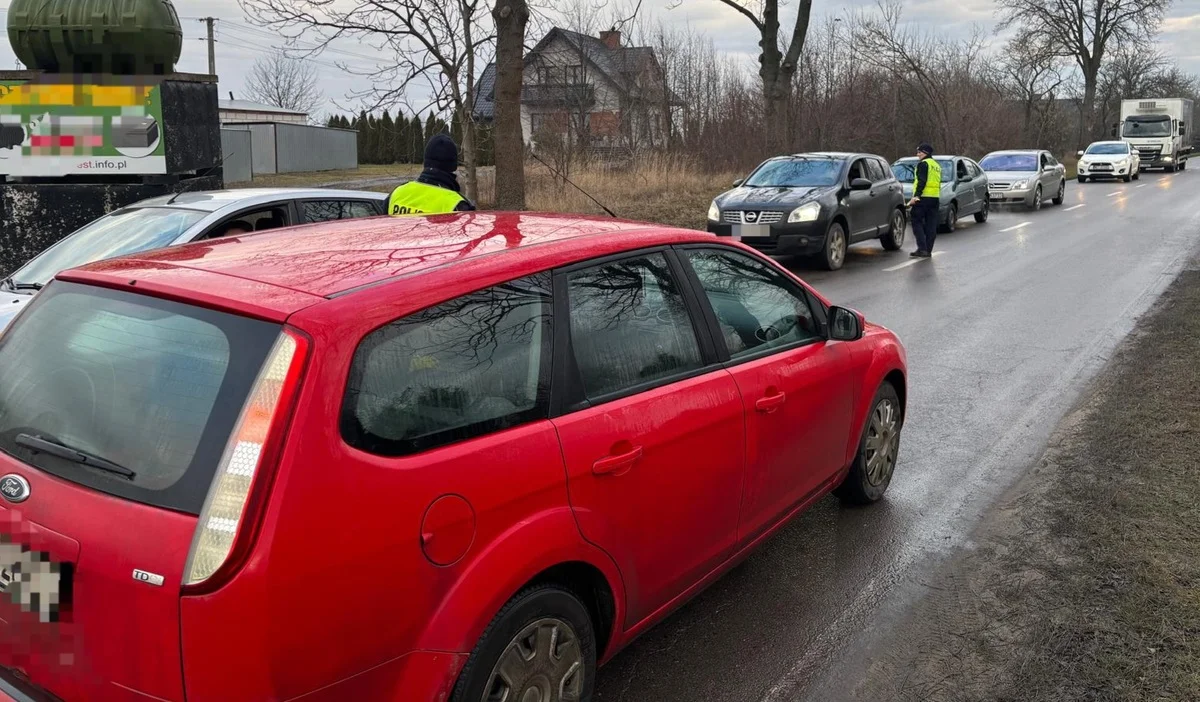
[706,152,908,270]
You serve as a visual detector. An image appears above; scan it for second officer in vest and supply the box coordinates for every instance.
[907,143,941,258]
[389,134,477,215]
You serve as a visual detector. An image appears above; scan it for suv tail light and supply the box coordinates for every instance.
[183,329,308,589]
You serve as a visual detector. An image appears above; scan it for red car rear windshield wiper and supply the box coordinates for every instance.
[16,433,136,480]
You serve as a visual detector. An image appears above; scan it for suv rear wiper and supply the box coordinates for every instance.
[15,434,136,480]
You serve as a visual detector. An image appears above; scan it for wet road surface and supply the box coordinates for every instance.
[593,170,1200,702]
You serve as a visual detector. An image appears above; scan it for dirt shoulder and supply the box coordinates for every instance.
[854,261,1200,701]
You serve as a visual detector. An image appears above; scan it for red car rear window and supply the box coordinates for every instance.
[0,282,281,514]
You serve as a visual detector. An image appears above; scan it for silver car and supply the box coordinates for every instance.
[0,188,388,331]
[891,155,990,232]
[979,150,1067,211]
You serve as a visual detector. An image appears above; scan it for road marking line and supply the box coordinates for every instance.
[1107,191,1124,197]
[1000,222,1031,232]
[1136,183,1147,188]
[884,251,943,272]
[1064,204,1085,211]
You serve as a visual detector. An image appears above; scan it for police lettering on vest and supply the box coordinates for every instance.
[913,158,942,199]
[388,181,466,216]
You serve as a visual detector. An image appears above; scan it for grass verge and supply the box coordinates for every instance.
[862,263,1200,701]
[234,157,737,231]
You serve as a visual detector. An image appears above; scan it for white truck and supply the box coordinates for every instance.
[1117,98,1194,172]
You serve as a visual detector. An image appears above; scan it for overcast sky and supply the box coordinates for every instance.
[0,0,1197,118]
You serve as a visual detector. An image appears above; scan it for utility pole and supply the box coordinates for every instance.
[201,18,217,76]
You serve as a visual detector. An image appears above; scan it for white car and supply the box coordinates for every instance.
[1076,141,1141,183]
[0,188,388,332]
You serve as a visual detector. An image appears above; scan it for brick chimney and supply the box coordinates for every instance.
[600,30,621,49]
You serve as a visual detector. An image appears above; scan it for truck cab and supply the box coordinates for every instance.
[1116,98,1194,172]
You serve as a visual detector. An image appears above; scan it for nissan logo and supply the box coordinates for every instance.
[0,474,30,503]
[744,211,759,223]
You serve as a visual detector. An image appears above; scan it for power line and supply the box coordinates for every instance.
[217,29,380,72]
[182,14,383,62]
[217,35,347,71]
[219,22,385,63]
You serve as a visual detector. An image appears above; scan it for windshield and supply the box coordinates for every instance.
[0,282,281,514]
[1085,143,1130,155]
[1123,117,1171,138]
[744,159,842,188]
[980,154,1037,172]
[10,207,207,288]
[891,160,954,182]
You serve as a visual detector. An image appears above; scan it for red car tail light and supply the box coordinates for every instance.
[182,328,309,591]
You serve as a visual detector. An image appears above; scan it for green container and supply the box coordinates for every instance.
[7,0,183,75]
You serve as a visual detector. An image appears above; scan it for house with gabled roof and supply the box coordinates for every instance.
[474,27,674,152]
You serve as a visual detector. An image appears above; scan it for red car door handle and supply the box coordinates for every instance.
[756,392,787,413]
[593,446,644,476]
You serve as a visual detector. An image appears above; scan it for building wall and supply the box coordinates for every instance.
[274,124,357,173]
[219,110,308,125]
[219,123,357,175]
[522,35,623,146]
[520,35,666,150]
[219,128,254,183]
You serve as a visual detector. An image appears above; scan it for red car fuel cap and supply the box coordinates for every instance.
[419,495,476,566]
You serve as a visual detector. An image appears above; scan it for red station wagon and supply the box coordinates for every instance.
[0,213,907,701]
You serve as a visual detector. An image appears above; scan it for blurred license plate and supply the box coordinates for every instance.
[0,542,65,622]
[734,224,771,239]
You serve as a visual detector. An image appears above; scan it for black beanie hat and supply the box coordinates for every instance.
[918,143,934,156]
[424,133,459,173]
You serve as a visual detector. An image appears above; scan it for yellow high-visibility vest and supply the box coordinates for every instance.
[388,181,465,216]
[914,158,942,198]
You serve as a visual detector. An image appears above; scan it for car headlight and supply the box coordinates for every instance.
[1013,179,1029,189]
[708,200,720,221]
[788,202,821,223]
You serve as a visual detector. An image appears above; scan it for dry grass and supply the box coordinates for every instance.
[236,156,735,231]
[231,163,421,190]
[861,264,1200,701]
[488,155,738,230]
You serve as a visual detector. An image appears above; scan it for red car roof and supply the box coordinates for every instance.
[58,213,716,320]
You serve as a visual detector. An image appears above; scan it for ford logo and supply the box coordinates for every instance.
[744,211,759,223]
[0,474,30,503]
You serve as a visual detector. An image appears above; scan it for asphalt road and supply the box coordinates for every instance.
[593,169,1200,702]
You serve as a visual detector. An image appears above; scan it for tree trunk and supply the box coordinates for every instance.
[460,113,479,202]
[758,0,786,153]
[1081,61,1102,146]
[492,0,528,210]
[460,1,479,203]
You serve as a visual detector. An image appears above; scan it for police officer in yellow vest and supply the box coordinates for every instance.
[907,142,942,258]
[389,134,476,215]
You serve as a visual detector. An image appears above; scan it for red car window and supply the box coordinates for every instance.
[565,252,703,400]
[341,273,552,456]
[0,282,281,514]
[683,248,821,359]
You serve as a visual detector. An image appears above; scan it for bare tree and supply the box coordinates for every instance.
[244,50,324,116]
[240,0,490,201]
[856,3,999,154]
[706,0,812,153]
[493,0,530,209]
[995,0,1171,145]
[1095,48,1200,137]
[1000,32,1067,145]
